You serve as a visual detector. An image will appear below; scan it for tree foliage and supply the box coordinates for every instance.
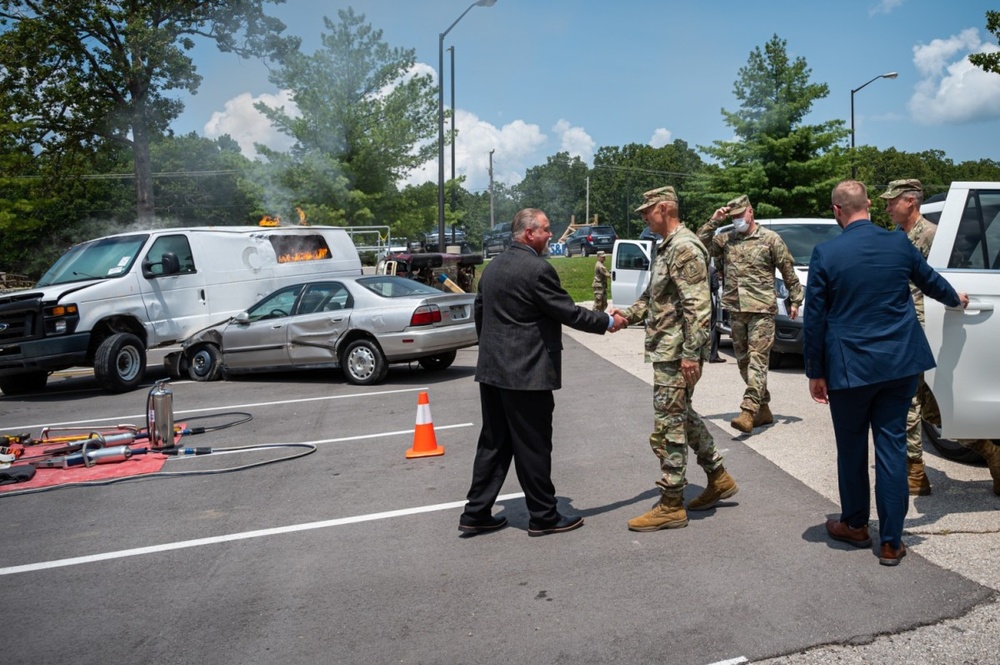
[0,0,297,222]
[256,7,438,226]
[969,10,1000,75]
[696,34,849,219]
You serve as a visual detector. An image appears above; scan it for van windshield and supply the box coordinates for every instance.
[36,234,149,287]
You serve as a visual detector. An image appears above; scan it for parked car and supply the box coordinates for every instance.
[482,222,512,258]
[564,225,618,257]
[164,275,478,386]
[424,226,467,249]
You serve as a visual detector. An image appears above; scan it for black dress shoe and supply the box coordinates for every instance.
[709,356,726,363]
[458,514,508,534]
[527,514,584,537]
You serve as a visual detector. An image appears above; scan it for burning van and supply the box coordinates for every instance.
[0,226,362,395]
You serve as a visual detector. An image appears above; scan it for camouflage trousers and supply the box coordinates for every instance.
[907,373,929,460]
[730,312,774,414]
[592,287,607,312]
[649,360,723,498]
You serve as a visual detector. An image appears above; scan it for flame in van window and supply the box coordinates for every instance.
[277,248,330,263]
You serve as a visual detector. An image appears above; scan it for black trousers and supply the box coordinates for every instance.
[463,383,558,526]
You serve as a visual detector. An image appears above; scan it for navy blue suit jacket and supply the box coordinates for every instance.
[803,220,960,391]
[475,242,609,391]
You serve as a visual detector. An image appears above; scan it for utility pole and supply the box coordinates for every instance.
[585,174,590,225]
[489,149,495,228]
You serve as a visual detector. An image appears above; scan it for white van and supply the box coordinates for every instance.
[0,226,362,395]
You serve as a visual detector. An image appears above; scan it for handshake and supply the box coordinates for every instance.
[608,308,628,333]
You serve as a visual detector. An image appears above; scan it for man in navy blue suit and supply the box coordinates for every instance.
[804,180,968,566]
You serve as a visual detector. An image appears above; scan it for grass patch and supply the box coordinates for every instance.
[478,255,599,303]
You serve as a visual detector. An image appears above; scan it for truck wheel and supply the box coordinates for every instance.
[187,343,223,382]
[0,371,48,396]
[922,420,984,464]
[94,332,146,393]
[342,339,388,385]
[418,350,457,371]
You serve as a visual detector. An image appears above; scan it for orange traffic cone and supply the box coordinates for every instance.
[405,391,444,458]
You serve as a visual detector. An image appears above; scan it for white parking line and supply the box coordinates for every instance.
[4,386,430,431]
[0,492,526,577]
[705,658,748,665]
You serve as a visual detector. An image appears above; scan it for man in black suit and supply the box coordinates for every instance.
[804,180,967,566]
[459,208,626,537]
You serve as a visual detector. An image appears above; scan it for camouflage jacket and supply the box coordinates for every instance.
[904,215,936,325]
[620,225,710,362]
[592,261,609,289]
[697,218,803,314]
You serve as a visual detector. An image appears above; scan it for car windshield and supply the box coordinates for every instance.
[357,275,441,297]
[36,234,149,286]
[769,223,842,265]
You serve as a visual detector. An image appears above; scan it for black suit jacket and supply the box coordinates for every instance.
[475,242,609,391]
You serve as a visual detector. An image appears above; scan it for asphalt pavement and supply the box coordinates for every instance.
[0,314,997,664]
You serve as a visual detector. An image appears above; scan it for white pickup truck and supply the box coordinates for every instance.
[610,182,999,459]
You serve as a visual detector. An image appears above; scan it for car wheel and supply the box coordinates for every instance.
[94,332,146,393]
[187,343,223,382]
[922,420,984,464]
[768,351,784,370]
[0,371,48,396]
[342,339,388,385]
[418,350,457,371]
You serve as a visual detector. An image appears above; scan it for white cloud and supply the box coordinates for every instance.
[649,128,673,148]
[908,29,1000,125]
[404,110,546,191]
[869,0,904,16]
[203,90,298,160]
[552,119,595,162]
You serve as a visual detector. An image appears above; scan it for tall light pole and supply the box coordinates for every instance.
[850,71,898,179]
[488,148,495,229]
[448,45,456,225]
[437,0,496,252]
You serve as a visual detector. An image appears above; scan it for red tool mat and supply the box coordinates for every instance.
[0,429,183,494]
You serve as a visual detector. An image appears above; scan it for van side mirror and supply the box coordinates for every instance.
[142,252,181,277]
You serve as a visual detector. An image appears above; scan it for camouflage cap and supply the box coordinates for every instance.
[635,185,678,213]
[879,179,923,199]
[726,194,751,216]
[596,250,606,257]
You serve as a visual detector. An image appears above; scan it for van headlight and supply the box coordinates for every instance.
[43,303,79,335]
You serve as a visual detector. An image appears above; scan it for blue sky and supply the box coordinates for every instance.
[173,0,1000,194]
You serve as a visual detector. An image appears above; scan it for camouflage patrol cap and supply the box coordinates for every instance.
[635,185,678,213]
[726,194,751,216]
[879,179,923,199]
[596,251,606,257]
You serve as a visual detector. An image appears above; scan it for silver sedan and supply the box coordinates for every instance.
[165,275,477,385]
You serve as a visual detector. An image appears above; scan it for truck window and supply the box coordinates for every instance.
[947,192,1000,270]
[616,243,650,271]
[146,235,196,275]
[269,235,332,263]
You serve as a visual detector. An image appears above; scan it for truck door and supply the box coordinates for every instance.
[137,234,208,345]
[611,239,654,307]
[924,185,1000,439]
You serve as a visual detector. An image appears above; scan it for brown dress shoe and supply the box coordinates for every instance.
[879,542,907,566]
[825,519,872,548]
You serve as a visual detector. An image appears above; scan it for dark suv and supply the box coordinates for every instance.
[564,225,618,257]
[482,222,512,258]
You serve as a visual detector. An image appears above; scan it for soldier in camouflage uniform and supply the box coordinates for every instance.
[611,186,738,532]
[592,251,609,311]
[697,195,803,434]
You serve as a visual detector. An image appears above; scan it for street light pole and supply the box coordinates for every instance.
[850,71,898,179]
[448,45,456,223]
[437,0,496,252]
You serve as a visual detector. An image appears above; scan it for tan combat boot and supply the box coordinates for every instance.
[907,459,932,496]
[753,404,774,427]
[687,467,739,511]
[730,409,754,433]
[969,440,1000,495]
[627,495,688,531]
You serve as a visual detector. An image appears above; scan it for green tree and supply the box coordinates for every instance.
[0,0,297,223]
[514,152,589,238]
[696,34,849,219]
[257,8,438,226]
[969,11,1000,74]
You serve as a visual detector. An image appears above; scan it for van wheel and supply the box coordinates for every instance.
[418,351,457,371]
[922,420,984,464]
[187,344,223,382]
[94,332,146,393]
[342,339,388,385]
[0,371,48,396]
